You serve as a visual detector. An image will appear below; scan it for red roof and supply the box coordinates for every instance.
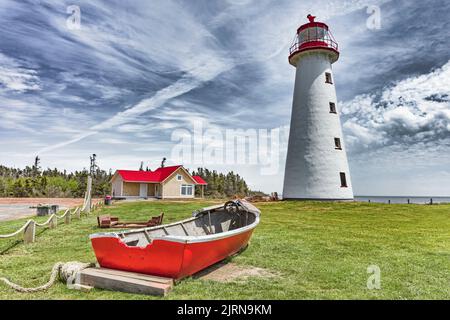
[297,14,329,33]
[115,166,207,185]
[192,176,208,185]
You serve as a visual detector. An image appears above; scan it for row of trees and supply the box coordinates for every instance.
[0,161,111,198]
[0,157,257,199]
[191,168,251,198]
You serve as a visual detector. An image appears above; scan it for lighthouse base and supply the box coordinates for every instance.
[283,198,354,202]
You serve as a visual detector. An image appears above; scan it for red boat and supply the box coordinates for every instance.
[90,200,260,279]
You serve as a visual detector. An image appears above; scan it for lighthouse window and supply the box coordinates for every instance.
[299,30,308,43]
[325,72,333,84]
[299,27,327,44]
[329,102,337,114]
[334,138,342,150]
[340,173,348,188]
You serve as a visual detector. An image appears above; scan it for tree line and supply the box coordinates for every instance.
[0,158,111,198]
[0,160,258,199]
[191,168,253,198]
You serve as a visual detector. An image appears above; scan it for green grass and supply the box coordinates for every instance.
[0,200,449,300]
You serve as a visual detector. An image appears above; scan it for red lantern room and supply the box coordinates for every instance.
[289,14,339,67]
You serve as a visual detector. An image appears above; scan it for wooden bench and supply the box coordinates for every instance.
[97,213,164,229]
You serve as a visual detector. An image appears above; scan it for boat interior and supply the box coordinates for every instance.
[116,201,259,247]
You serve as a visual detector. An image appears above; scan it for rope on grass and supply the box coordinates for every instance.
[0,220,33,238]
[0,261,93,293]
[70,207,80,216]
[55,209,70,220]
[35,214,56,227]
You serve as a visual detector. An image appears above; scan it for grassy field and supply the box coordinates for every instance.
[0,200,449,300]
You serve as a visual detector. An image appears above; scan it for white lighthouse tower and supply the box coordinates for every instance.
[283,15,354,201]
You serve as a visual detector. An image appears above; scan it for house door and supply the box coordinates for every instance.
[139,184,148,198]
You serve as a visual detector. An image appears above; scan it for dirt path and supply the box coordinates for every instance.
[195,261,278,283]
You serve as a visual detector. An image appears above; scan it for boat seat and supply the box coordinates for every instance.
[125,239,139,247]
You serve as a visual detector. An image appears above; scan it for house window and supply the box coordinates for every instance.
[340,172,348,188]
[177,174,182,181]
[329,102,337,114]
[334,138,342,150]
[325,72,333,84]
[181,185,193,196]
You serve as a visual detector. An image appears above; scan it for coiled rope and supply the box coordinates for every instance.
[0,261,93,293]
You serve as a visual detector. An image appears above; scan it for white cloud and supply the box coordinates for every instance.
[0,53,41,93]
[34,0,234,154]
[341,60,450,153]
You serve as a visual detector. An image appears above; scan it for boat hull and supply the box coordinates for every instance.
[91,227,255,279]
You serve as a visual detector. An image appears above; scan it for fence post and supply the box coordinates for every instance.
[65,211,71,224]
[23,221,36,244]
[49,215,58,229]
[83,176,93,214]
[75,207,81,219]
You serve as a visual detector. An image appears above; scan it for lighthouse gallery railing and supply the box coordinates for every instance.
[289,35,339,56]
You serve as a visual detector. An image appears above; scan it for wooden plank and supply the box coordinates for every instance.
[143,230,152,244]
[93,268,173,285]
[72,284,93,292]
[208,212,213,234]
[180,223,189,236]
[80,268,171,296]
[79,268,172,296]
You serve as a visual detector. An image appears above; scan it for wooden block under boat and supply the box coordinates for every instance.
[91,268,174,285]
[79,267,173,296]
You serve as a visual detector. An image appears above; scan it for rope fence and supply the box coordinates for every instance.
[0,200,103,245]
[0,174,103,292]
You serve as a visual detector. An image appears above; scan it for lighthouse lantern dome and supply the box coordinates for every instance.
[289,15,339,66]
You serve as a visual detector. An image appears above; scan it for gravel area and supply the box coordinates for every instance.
[0,198,98,222]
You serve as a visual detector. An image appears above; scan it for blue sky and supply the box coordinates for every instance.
[1,0,450,196]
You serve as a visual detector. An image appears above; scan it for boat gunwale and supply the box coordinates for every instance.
[90,201,260,245]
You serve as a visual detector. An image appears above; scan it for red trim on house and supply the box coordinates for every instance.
[115,166,207,185]
[117,166,181,183]
[192,176,208,185]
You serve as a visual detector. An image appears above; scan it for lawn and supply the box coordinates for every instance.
[0,200,449,300]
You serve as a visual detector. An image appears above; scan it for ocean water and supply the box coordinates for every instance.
[355,196,450,204]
